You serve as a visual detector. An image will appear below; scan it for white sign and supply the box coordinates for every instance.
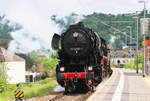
[140,18,150,35]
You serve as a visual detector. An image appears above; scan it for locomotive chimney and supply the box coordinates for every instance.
[78,22,84,27]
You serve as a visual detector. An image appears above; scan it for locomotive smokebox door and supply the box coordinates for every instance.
[51,33,60,50]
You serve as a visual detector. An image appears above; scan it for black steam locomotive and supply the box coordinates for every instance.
[52,22,112,93]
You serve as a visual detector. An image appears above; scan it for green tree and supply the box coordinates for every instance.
[135,53,142,64]
[51,13,78,33]
[16,51,40,70]
[0,15,22,42]
[42,58,58,77]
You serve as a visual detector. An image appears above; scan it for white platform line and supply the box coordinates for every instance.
[112,69,125,101]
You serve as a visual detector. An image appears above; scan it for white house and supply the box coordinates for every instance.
[0,47,25,84]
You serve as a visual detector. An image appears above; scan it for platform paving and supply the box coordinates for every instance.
[87,68,150,101]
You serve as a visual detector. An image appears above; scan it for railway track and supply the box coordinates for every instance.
[49,93,64,101]
[48,76,111,101]
[49,91,94,101]
[76,92,94,101]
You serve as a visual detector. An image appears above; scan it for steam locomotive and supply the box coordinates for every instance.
[52,22,112,93]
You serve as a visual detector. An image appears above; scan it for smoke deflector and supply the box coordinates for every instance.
[51,33,60,50]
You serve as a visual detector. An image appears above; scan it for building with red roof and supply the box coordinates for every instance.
[0,47,25,84]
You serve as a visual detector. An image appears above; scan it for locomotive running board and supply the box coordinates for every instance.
[51,33,60,50]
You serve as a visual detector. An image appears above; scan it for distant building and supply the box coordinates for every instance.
[107,14,115,17]
[25,71,41,82]
[0,47,25,84]
[111,57,134,66]
[37,51,52,59]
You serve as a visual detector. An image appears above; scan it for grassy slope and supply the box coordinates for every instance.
[24,78,56,99]
[0,78,56,101]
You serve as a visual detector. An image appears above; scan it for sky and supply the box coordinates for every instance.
[0,0,150,53]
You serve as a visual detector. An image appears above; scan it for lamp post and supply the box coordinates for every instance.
[123,32,128,68]
[133,16,139,74]
[123,32,128,45]
[127,26,132,69]
[138,1,146,18]
[138,0,146,77]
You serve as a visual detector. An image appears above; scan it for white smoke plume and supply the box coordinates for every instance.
[8,29,45,53]
[1,0,85,53]
[7,13,83,54]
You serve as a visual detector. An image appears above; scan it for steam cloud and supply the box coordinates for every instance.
[2,0,85,54]
[8,29,46,53]
[7,14,83,54]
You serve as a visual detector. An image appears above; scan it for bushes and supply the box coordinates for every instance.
[125,53,143,70]
[125,61,135,69]
[0,63,7,93]
[23,78,56,99]
[0,78,56,101]
[125,61,142,70]
[42,58,58,77]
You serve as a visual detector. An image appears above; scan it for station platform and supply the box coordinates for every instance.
[87,68,150,101]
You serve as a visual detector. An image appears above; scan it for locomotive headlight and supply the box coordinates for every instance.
[73,32,78,38]
[60,67,65,72]
[88,66,93,71]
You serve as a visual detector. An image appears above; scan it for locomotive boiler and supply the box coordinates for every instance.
[51,22,111,93]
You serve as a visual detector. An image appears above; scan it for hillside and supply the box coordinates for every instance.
[52,11,150,50]
[83,11,150,49]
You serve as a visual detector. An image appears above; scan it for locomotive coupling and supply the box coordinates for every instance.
[74,74,78,82]
[88,80,92,85]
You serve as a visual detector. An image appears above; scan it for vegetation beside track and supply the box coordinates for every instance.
[124,53,142,70]
[24,78,56,99]
[0,56,58,101]
[0,78,56,101]
[111,53,143,70]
